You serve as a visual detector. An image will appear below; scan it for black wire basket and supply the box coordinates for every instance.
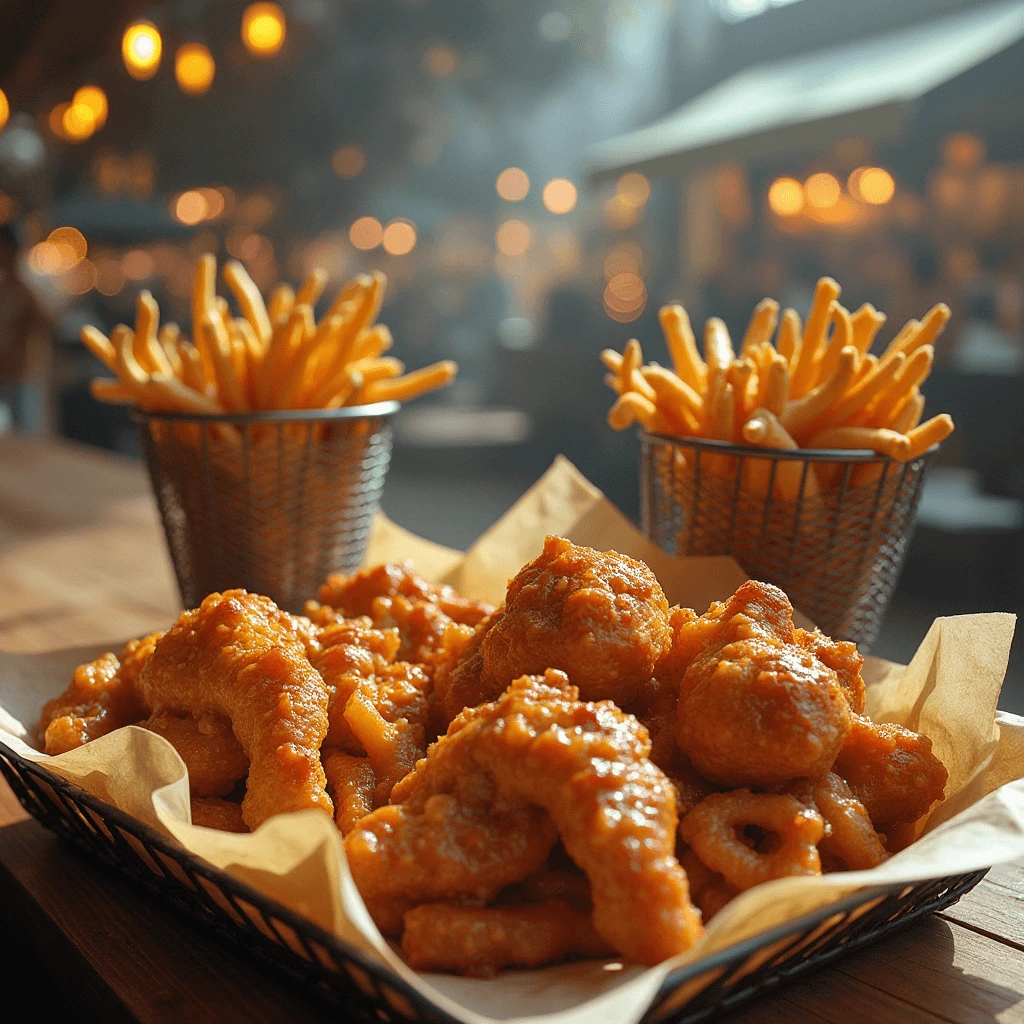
[640,432,938,648]
[0,738,984,1024]
[135,403,398,614]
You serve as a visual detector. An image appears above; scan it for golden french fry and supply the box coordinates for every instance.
[853,352,878,384]
[806,425,910,460]
[191,254,217,364]
[350,356,405,386]
[161,336,183,379]
[325,272,372,319]
[776,308,801,366]
[363,360,458,404]
[140,373,225,416]
[601,348,623,374]
[905,413,954,460]
[258,306,307,408]
[741,408,817,502]
[906,303,951,354]
[791,277,840,397]
[762,354,790,418]
[326,368,363,409]
[204,313,248,412]
[608,391,659,432]
[710,382,736,443]
[177,341,207,394]
[659,305,707,392]
[350,324,393,363]
[879,318,921,366]
[278,312,343,409]
[640,366,701,434]
[618,340,656,401]
[134,290,174,376]
[740,298,779,356]
[223,259,272,345]
[704,318,734,375]
[267,283,295,330]
[113,325,148,387]
[231,319,262,409]
[89,378,137,404]
[728,359,756,432]
[826,351,905,427]
[859,345,934,428]
[295,268,329,308]
[80,326,118,373]
[782,346,858,442]
[815,302,852,387]
[892,390,925,434]
[603,372,621,395]
[850,303,885,354]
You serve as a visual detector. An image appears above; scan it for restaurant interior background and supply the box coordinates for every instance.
[0,0,1022,709]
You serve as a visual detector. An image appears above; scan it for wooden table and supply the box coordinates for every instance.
[1,434,1022,1024]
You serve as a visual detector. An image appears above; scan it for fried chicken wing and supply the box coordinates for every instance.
[401,902,613,977]
[324,752,377,834]
[39,633,160,754]
[142,710,249,798]
[795,629,866,714]
[433,606,504,725]
[833,715,947,826]
[674,581,851,787]
[138,590,332,830]
[190,796,248,833]
[472,536,673,707]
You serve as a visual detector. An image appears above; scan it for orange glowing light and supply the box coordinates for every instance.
[332,145,365,179]
[175,43,216,96]
[62,103,97,142]
[63,258,97,295]
[122,22,162,81]
[542,178,577,214]
[0,89,8,132]
[174,190,209,225]
[122,249,155,280]
[94,257,125,296]
[768,177,804,217]
[943,132,984,170]
[382,219,417,256]
[616,172,650,207]
[603,274,646,322]
[349,216,383,250]
[28,241,72,275]
[242,3,286,58]
[73,86,107,128]
[855,167,895,205]
[603,242,644,280]
[804,172,840,209]
[424,46,458,77]
[48,227,87,265]
[495,219,530,256]
[496,167,530,201]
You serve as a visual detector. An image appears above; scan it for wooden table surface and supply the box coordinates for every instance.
[1,434,1022,1024]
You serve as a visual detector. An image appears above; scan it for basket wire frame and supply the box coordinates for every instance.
[135,403,398,614]
[0,739,984,1024]
[640,432,937,648]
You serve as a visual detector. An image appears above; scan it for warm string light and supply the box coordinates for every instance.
[496,167,529,202]
[495,219,530,256]
[174,190,209,225]
[176,43,216,96]
[242,3,286,58]
[850,166,895,205]
[122,22,162,80]
[542,178,577,214]
[768,177,804,217]
[0,89,8,132]
[804,172,840,209]
[382,219,417,256]
[349,216,383,250]
[73,86,107,128]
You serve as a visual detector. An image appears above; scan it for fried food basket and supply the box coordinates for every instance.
[135,403,398,613]
[640,432,938,648]
[0,739,986,1024]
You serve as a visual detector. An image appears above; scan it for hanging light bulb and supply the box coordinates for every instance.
[122,22,162,81]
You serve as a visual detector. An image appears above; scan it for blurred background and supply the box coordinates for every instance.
[0,0,1022,706]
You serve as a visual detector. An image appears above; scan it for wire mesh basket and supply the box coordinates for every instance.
[136,403,398,613]
[640,432,938,648]
[0,738,985,1024]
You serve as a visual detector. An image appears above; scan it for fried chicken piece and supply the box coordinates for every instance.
[142,711,249,798]
[345,771,557,936]
[38,633,161,754]
[674,581,851,787]
[678,848,738,923]
[401,902,614,977]
[433,606,504,725]
[319,562,494,627]
[833,715,947,826]
[371,594,471,670]
[518,867,593,912]
[388,669,701,963]
[138,590,332,830]
[473,536,673,706]
[190,796,248,833]
[324,752,376,834]
[795,629,866,714]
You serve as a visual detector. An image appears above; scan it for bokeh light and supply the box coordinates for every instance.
[242,3,286,57]
[496,167,530,201]
[603,272,646,323]
[174,190,209,225]
[382,219,417,256]
[349,216,383,250]
[0,89,8,132]
[542,178,577,214]
[495,219,530,256]
[424,46,459,77]
[943,132,984,170]
[63,258,97,295]
[28,241,71,275]
[332,144,365,179]
[176,43,216,96]
[122,249,155,280]
[768,177,804,216]
[122,22,162,81]
[804,172,841,209]
[0,192,17,223]
[853,166,895,205]
[62,103,97,142]
[603,193,641,229]
[48,227,87,266]
[49,103,69,139]
[94,256,125,296]
[73,86,107,128]
[198,187,225,219]
[604,242,644,280]
[616,172,650,207]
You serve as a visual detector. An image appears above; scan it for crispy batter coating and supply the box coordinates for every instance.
[518,867,593,912]
[476,536,673,705]
[678,847,738,922]
[433,606,504,725]
[39,633,160,754]
[674,581,851,786]
[190,796,248,833]
[408,669,701,963]
[345,775,557,936]
[319,562,494,627]
[402,902,613,977]
[788,773,888,871]
[795,629,866,714]
[679,790,824,891]
[324,752,376,834]
[142,711,249,798]
[139,590,332,830]
[833,715,947,826]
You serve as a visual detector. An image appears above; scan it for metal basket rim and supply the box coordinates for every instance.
[131,400,401,425]
[0,733,984,1022]
[640,429,941,464]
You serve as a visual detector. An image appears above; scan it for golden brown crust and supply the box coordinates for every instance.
[142,710,249,798]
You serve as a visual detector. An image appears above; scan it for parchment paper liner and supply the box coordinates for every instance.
[2,456,1022,1024]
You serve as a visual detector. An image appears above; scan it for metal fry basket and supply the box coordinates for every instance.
[136,402,399,613]
[640,432,938,647]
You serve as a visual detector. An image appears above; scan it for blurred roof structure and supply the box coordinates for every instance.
[586,0,1024,181]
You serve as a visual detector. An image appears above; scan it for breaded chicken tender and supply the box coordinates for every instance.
[674,581,851,786]
[323,752,376,834]
[142,710,249,798]
[833,715,947,826]
[190,796,248,833]
[139,590,333,830]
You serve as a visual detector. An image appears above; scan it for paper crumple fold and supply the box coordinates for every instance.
[2,456,1023,1024]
